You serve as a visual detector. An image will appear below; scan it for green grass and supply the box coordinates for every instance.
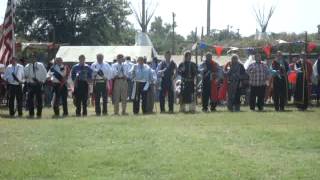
[0,104,320,180]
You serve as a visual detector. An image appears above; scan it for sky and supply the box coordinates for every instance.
[1,0,319,37]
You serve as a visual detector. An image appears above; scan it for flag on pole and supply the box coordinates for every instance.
[214,46,224,57]
[263,44,272,59]
[0,0,16,65]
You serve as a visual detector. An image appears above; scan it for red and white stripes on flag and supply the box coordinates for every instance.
[0,0,16,65]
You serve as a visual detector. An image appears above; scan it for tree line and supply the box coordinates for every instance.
[14,0,319,55]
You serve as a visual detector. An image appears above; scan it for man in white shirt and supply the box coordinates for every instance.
[47,57,69,117]
[91,53,113,116]
[4,57,25,117]
[112,54,130,115]
[24,57,47,118]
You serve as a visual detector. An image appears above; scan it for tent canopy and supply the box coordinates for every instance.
[55,46,155,63]
[135,32,153,46]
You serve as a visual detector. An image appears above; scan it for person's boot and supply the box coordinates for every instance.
[179,104,186,113]
[234,105,240,112]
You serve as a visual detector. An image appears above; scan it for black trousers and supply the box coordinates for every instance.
[227,81,241,112]
[250,85,266,111]
[288,85,293,102]
[133,82,147,114]
[295,80,309,110]
[127,79,133,101]
[27,83,43,117]
[53,83,68,116]
[146,85,155,113]
[93,82,108,115]
[181,81,195,104]
[75,81,88,116]
[317,79,320,103]
[202,80,216,111]
[159,81,174,112]
[8,84,23,116]
[273,77,286,111]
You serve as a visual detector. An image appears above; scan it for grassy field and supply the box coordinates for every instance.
[0,104,320,180]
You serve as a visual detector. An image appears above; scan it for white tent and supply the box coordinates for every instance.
[244,55,269,70]
[244,55,255,70]
[276,39,289,44]
[135,32,153,46]
[55,46,155,63]
[135,32,158,57]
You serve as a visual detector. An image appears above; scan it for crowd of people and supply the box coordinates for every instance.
[1,50,320,118]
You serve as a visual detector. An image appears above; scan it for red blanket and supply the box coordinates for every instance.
[218,78,228,101]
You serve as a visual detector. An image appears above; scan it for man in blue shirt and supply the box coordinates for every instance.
[71,55,92,116]
[131,56,153,114]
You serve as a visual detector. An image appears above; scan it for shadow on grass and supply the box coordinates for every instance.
[0,114,38,120]
[0,107,318,120]
[0,114,14,119]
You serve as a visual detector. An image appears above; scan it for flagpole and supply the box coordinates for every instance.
[11,0,16,58]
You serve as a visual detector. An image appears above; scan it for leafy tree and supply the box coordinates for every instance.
[186,30,198,42]
[149,16,185,54]
[15,0,135,45]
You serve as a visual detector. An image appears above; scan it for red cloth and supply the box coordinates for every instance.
[263,45,272,59]
[218,78,228,101]
[304,60,314,99]
[288,71,297,84]
[108,80,113,96]
[305,59,313,83]
[65,65,71,76]
[214,46,224,57]
[211,80,219,101]
[307,42,317,53]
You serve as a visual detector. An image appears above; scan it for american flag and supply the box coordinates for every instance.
[0,0,16,65]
